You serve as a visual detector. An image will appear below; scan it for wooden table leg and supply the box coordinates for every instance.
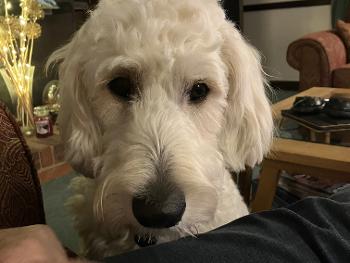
[278,117,285,129]
[325,132,331,144]
[251,161,281,212]
[310,130,316,142]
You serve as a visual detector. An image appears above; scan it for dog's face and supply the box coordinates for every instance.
[49,0,273,257]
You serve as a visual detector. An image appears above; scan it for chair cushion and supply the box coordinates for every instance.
[0,102,45,228]
[336,20,350,62]
[333,64,350,88]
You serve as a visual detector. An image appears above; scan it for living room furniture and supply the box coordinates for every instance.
[0,102,77,257]
[26,129,72,183]
[287,27,350,90]
[280,107,350,144]
[0,102,45,228]
[251,87,350,212]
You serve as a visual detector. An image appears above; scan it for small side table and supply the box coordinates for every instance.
[251,87,350,212]
[250,138,350,212]
[280,110,350,144]
[25,127,72,183]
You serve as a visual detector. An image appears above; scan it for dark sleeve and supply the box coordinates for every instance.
[104,186,350,263]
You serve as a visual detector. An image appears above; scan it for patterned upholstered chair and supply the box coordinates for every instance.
[0,102,45,228]
[287,29,350,91]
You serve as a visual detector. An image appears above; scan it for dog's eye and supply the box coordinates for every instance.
[107,77,135,101]
[188,83,209,103]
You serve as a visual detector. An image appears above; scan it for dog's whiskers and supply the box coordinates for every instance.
[188,224,199,236]
[120,229,131,243]
[188,226,199,238]
[174,223,198,239]
[182,227,196,238]
[147,233,153,243]
[94,176,114,223]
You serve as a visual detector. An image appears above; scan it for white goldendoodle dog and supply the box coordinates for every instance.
[48,0,273,259]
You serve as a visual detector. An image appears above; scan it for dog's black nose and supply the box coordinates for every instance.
[132,188,186,228]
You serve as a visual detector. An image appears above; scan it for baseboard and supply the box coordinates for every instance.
[270,81,299,90]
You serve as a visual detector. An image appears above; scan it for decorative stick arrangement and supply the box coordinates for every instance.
[0,0,43,130]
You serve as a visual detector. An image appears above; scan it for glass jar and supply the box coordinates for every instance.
[34,106,53,138]
[48,103,60,125]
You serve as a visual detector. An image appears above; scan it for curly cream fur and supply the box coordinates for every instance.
[48,0,273,259]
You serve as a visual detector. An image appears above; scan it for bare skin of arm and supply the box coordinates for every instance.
[0,225,93,263]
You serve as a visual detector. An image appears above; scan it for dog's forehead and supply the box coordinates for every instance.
[90,0,226,51]
[79,0,230,91]
[95,0,223,22]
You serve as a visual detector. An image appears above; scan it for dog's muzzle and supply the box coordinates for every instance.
[132,185,186,229]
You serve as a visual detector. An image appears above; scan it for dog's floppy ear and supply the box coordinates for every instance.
[218,22,273,172]
[47,26,102,178]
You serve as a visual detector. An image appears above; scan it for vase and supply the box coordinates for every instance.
[0,66,35,136]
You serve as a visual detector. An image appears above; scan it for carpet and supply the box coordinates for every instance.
[42,172,80,253]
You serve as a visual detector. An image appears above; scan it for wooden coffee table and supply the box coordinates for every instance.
[251,87,350,212]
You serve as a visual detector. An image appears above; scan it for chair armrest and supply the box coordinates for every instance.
[0,102,46,228]
[287,31,347,90]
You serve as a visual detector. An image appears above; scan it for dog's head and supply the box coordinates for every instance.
[49,0,273,257]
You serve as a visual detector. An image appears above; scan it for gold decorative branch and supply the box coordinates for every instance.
[0,0,43,128]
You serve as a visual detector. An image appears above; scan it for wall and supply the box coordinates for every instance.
[243,0,332,82]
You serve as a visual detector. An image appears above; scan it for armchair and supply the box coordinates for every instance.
[287,30,350,90]
[0,101,45,228]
